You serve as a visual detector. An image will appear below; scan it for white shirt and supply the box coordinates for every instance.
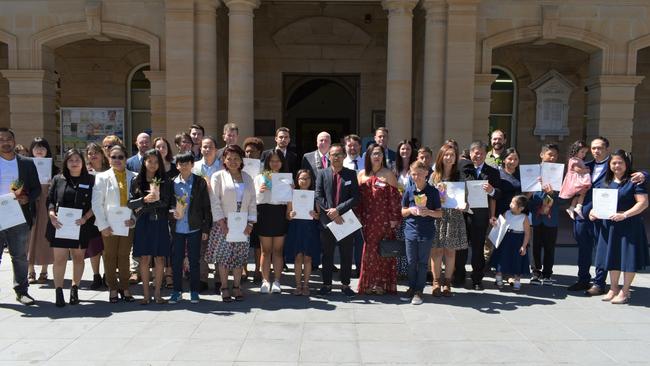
[592,157,609,183]
[0,156,19,195]
[343,155,364,172]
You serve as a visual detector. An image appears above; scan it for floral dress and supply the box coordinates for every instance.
[356,176,402,294]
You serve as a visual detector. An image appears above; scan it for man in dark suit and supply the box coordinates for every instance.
[301,131,331,179]
[454,140,501,290]
[0,128,41,305]
[215,122,239,162]
[126,132,150,172]
[315,143,359,297]
[362,127,396,170]
[261,127,298,174]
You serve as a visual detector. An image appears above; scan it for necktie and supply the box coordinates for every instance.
[475,167,481,178]
[321,155,327,169]
[353,159,358,171]
[333,170,341,206]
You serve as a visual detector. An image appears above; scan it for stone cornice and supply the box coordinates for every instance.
[224,0,261,13]
[586,75,645,88]
[381,0,418,16]
[0,69,59,83]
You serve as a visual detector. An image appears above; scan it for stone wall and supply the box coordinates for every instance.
[0,43,8,128]
[493,44,590,164]
[633,47,650,172]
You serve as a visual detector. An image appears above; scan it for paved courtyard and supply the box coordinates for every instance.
[0,247,648,365]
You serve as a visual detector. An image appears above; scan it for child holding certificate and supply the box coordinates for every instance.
[284,169,321,296]
[491,195,531,292]
[559,140,591,220]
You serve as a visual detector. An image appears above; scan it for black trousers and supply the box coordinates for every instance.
[454,210,489,285]
[320,229,354,287]
[532,224,558,278]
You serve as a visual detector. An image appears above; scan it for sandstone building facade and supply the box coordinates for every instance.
[0,0,649,169]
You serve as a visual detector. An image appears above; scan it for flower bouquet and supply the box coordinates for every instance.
[149,176,162,199]
[174,193,188,219]
[10,179,24,197]
[414,193,428,208]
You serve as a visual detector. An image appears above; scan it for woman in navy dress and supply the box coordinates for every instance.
[128,149,172,304]
[590,150,648,304]
[497,148,521,217]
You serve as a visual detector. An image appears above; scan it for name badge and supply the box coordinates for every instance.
[344,180,352,186]
[79,184,90,189]
[375,181,386,188]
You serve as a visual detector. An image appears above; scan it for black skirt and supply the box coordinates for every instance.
[256,204,288,237]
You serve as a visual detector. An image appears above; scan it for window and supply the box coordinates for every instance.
[489,67,517,146]
[127,64,151,154]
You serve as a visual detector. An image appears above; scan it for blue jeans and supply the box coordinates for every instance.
[574,218,606,288]
[172,231,201,293]
[405,238,433,292]
[0,223,30,295]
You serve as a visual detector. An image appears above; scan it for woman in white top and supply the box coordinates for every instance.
[254,150,290,294]
[207,145,256,302]
[394,140,416,194]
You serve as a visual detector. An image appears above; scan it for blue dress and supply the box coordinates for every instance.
[491,211,530,276]
[133,212,171,257]
[497,169,521,216]
[284,218,321,266]
[594,179,648,272]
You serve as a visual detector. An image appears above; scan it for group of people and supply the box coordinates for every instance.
[0,123,646,307]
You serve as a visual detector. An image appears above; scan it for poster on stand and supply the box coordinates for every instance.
[60,108,125,156]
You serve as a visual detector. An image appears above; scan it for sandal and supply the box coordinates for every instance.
[109,290,119,303]
[294,284,303,296]
[221,287,232,303]
[232,286,244,302]
[37,272,48,284]
[119,290,135,303]
[373,286,385,295]
[302,284,310,296]
[164,275,174,289]
[155,297,168,304]
[140,298,150,305]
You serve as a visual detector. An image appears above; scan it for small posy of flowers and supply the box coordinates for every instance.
[174,193,188,219]
[414,193,427,208]
[151,177,163,186]
[10,179,24,196]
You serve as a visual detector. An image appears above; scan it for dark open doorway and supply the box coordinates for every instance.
[284,74,359,157]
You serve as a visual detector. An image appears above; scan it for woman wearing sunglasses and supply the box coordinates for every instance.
[92,145,137,303]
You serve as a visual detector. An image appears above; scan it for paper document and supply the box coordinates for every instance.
[520,164,541,192]
[466,180,488,209]
[326,210,362,241]
[592,188,618,219]
[271,173,293,202]
[292,190,315,220]
[541,163,565,191]
[488,215,509,249]
[242,158,261,181]
[0,193,26,231]
[33,158,52,184]
[226,212,248,242]
[438,182,466,209]
[55,207,83,240]
[107,206,131,237]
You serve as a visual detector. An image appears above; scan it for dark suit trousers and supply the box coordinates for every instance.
[320,228,354,287]
[454,210,489,284]
[532,224,557,278]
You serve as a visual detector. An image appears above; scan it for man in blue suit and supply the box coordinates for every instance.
[568,136,646,296]
[126,132,150,173]
[362,127,396,170]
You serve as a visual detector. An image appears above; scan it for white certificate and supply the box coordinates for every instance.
[541,163,565,191]
[488,215,509,249]
[226,212,248,242]
[0,193,26,231]
[242,158,261,181]
[271,173,293,202]
[326,210,362,242]
[107,206,131,237]
[55,207,82,240]
[33,158,52,184]
[520,164,542,192]
[292,190,315,220]
[466,180,489,209]
[439,182,466,209]
[592,188,618,219]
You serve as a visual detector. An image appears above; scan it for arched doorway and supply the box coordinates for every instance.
[284,75,359,157]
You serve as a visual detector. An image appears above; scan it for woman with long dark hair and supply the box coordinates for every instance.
[46,149,98,306]
[394,140,416,279]
[27,137,59,285]
[128,149,172,304]
[85,142,109,290]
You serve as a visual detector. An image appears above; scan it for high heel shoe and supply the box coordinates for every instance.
[601,289,619,302]
[55,287,65,308]
[69,285,79,305]
[109,290,119,303]
[118,290,135,303]
[611,291,630,304]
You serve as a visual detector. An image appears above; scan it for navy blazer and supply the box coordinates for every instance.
[126,153,142,173]
[15,155,42,228]
[459,159,501,218]
[315,166,359,227]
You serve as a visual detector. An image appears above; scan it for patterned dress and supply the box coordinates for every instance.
[356,176,402,294]
[205,202,250,270]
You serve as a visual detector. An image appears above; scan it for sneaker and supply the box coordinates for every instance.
[542,277,554,286]
[341,286,356,297]
[513,280,521,292]
[530,275,542,286]
[271,281,282,294]
[190,291,200,304]
[260,280,271,294]
[411,292,423,305]
[168,291,182,304]
[16,293,35,306]
[400,288,415,302]
[495,275,504,289]
[566,207,576,220]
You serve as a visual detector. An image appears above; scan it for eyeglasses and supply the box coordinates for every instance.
[330,153,345,158]
[110,155,125,160]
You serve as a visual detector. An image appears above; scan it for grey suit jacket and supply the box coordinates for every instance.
[301,150,328,180]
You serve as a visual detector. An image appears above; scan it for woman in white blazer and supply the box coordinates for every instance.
[92,145,137,303]
[207,145,256,302]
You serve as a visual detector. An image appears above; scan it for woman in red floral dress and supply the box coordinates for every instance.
[356,144,402,295]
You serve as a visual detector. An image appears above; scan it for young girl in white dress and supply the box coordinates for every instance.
[491,195,531,291]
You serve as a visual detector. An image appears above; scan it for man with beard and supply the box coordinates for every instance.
[0,128,41,305]
[485,130,507,169]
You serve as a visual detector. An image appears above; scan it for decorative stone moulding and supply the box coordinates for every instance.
[529,70,576,141]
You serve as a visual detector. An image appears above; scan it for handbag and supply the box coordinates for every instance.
[379,239,406,258]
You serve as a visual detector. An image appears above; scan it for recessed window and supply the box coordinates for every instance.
[489,67,517,146]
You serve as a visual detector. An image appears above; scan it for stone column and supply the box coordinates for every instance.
[165,0,195,136]
[473,73,498,142]
[0,69,57,147]
[195,0,219,135]
[586,75,644,150]
[382,0,418,144]
[421,0,446,149]
[224,0,260,140]
[444,0,480,149]
[143,70,167,140]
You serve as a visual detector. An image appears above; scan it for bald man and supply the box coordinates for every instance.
[301,131,331,179]
[126,132,151,172]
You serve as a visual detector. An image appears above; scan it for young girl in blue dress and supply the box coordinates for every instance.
[284,169,321,296]
[491,195,531,292]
